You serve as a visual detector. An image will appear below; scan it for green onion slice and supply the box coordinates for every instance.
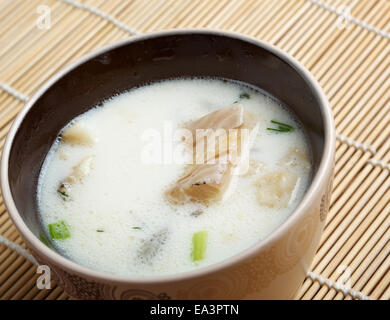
[57,190,69,198]
[48,221,70,240]
[239,92,250,99]
[267,120,294,132]
[191,231,208,262]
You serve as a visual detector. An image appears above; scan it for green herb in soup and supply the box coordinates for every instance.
[239,92,250,99]
[57,188,69,200]
[191,231,208,262]
[267,120,294,132]
[48,221,70,240]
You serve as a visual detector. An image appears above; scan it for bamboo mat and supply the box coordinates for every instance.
[0,0,388,300]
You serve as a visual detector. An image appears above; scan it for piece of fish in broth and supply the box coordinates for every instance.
[166,105,259,205]
[256,170,298,209]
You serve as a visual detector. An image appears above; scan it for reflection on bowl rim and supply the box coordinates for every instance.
[0,29,335,285]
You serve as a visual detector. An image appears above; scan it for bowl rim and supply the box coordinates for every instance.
[0,28,335,285]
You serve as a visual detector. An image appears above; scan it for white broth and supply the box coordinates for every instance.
[37,78,312,277]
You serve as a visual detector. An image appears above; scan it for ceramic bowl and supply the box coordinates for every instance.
[1,29,335,299]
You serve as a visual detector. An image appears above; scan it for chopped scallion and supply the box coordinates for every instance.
[239,92,250,99]
[132,227,141,230]
[191,231,208,262]
[271,120,294,129]
[48,221,70,240]
[266,127,291,132]
[57,189,69,198]
[267,120,294,132]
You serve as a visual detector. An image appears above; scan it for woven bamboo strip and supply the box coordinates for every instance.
[333,80,388,154]
[292,3,340,61]
[334,229,390,299]
[333,94,389,180]
[335,110,389,178]
[0,238,25,271]
[0,1,38,40]
[298,172,386,265]
[332,47,389,121]
[254,0,303,39]
[286,1,344,56]
[319,7,389,93]
[331,136,389,230]
[237,1,283,36]
[0,2,92,87]
[246,0,294,37]
[303,180,390,299]
[299,142,390,297]
[323,165,388,257]
[0,1,53,53]
[301,188,388,298]
[17,2,129,93]
[268,3,313,45]
[31,281,58,300]
[125,0,169,32]
[0,259,32,296]
[0,0,19,24]
[0,264,37,299]
[231,0,277,33]
[9,272,39,300]
[280,0,341,51]
[42,285,65,300]
[208,0,254,30]
[326,35,389,115]
[368,256,390,300]
[309,1,379,76]
[327,205,390,299]
[56,292,70,300]
[0,2,72,73]
[362,253,390,299]
[21,278,46,300]
[1,0,110,92]
[22,277,62,300]
[301,0,375,69]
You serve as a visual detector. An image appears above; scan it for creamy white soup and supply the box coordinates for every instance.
[37,78,311,277]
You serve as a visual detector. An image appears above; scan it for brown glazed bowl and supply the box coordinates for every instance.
[1,30,334,300]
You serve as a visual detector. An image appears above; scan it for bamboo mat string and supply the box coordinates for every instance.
[59,0,141,35]
[0,235,37,265]
[307,0,390,39]
[367,159,390,171]
[306,271,371,300]
[336,133,376,154]
[0,82,28,102]
[58,0,390,41]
